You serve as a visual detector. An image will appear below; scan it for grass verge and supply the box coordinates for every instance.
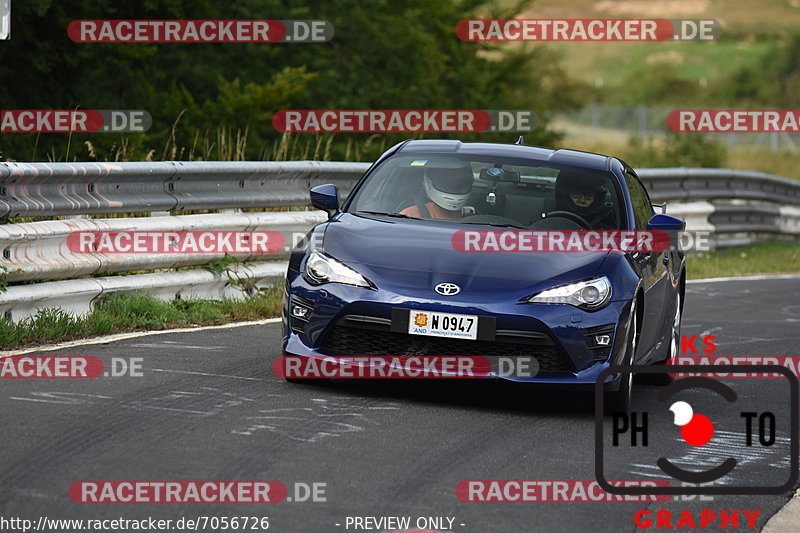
[688,240,800,280]
[0,287,283,350]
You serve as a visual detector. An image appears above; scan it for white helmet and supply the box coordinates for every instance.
[423,163,473,212]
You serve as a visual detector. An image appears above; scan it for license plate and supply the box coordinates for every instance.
[407,310,479,340]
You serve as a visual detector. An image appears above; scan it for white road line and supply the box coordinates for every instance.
[147,368,273,382]
[1,318,281,358]
[688,273,800,284]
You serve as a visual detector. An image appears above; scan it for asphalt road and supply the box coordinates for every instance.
[1,276,799,533]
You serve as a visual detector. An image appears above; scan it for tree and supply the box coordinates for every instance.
[0,0,583,161]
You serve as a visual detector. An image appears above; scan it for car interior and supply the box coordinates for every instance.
[350,156,622,230]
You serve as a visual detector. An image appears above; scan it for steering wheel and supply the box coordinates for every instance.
[544,210,591,229]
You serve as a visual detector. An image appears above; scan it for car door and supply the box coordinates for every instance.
[624,169,670,359]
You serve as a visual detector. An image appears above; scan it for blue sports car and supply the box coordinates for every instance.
[281,139,686,412]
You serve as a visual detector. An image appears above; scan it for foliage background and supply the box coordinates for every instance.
[0,0,582,162]
[2,0,800,171]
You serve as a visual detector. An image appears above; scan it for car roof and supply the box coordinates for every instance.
[396,139,613,172]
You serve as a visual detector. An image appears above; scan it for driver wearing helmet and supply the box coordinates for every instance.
[400,162,473,220]
[554,170,616,229]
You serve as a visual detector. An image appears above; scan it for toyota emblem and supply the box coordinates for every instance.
[435,283,461,296]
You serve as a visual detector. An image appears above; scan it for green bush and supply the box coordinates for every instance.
[627,132,726,168]
[0,0,581,162]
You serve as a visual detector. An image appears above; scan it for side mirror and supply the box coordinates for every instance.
[646,213,685,232]
[310,184,339,219]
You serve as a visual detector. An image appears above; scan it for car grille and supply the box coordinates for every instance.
[320,324,573,373]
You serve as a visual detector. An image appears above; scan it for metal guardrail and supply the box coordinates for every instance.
[711,204,800,235]
[2,162,799,218]
[0,162,798,323]
[668,201,800,245]
[0,211,326,282]
[0,261,287,323]
[0,161,368,217]
[637,168,800,205]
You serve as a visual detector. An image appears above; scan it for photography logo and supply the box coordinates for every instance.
[1,0,10,40]
[595,365,798,495]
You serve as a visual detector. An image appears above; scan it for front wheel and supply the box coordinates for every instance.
[668,291,682,362]
[604,299,637,415]
[646,291,682,386]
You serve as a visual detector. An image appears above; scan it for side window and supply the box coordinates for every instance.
[624,171,654,229]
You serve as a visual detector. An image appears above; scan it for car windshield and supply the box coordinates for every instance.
[347,153,623,230]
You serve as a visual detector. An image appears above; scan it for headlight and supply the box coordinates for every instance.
[304,250,372,288]
[527,276,611,310]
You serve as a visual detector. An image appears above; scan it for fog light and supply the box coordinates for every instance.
[291,304,312,320]
[595,334,611,346]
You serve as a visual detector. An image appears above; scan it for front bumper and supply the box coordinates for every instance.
[281,270,635,386]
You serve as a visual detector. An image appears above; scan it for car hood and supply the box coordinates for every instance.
[322,214,608,288]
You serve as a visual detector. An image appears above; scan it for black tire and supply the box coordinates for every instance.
[604,299,637,416]
[668,290,682,364]
[645,290,682,386]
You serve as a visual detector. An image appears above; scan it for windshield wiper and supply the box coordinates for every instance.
[461,221,529,230]
[356,212,527,228]
[354,210,419,220]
